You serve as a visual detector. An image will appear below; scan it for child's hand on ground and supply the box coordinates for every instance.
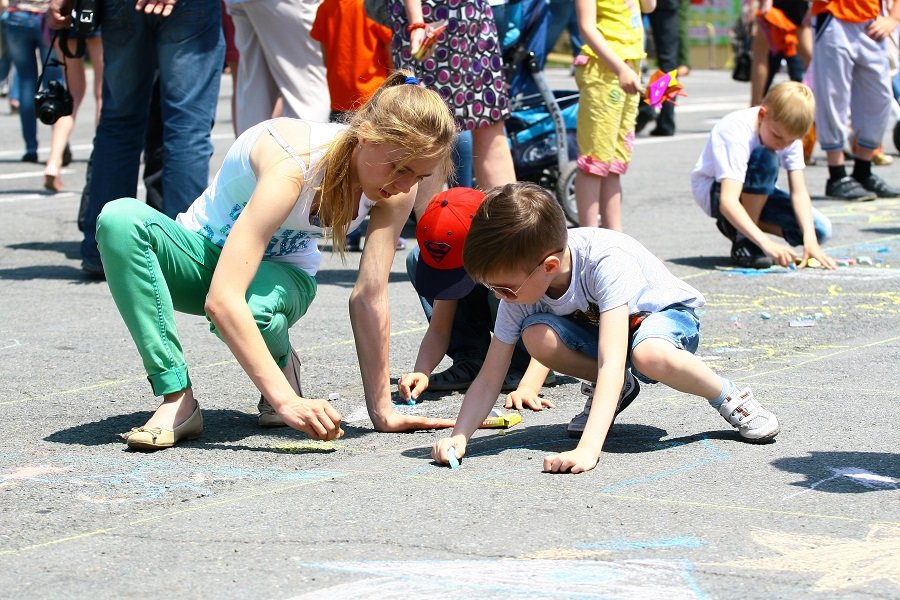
[432,435,467,465]
[801,246,838,270]
[761,240,797,268]
[376,410,455,433]
[277,397,344,441]
[398,371,430,400]
[866,15,899,41]
[543,448,600,474]
[504,389,556,411]
[616,64,642,95]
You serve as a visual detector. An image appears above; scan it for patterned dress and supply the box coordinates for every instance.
[389,0,510,131]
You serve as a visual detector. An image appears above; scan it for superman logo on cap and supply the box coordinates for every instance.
[424,240,452,264]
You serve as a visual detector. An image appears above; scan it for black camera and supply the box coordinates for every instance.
[72,0,99,37]
[35,80,74,125]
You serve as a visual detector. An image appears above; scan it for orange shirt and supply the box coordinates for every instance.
[311,0,393,113]
[811,0,882,24]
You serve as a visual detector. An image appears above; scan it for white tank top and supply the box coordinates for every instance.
[176,118,375,276]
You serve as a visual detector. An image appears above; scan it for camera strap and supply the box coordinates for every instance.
[36,31,69,95]
[59,29,87,60]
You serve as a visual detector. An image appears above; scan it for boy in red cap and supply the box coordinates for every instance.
[399,188,553,409]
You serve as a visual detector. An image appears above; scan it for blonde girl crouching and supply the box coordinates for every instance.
[96,70,457,451]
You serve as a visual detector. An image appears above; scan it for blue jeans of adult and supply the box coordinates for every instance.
[4,10,61,156]
[80,0,224,266]
[405,246,531,373]
[546,0,582,56]
[711,145,832,245]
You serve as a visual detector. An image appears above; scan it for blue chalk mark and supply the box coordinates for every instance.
[678,559,712,600]
[576,536,705,552]
[600,438,731,493]
[393,397,416,406]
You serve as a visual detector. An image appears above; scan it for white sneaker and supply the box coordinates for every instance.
[567,370,640,438]
[715,386,780,442]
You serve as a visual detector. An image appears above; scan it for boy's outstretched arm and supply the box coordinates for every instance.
[432,338,516,465]
[505,358,556,411]
[787,170,837,269]
[575,0,642,94]
[544,305,630,474]
[717,178,797,267]
[398,299,457,400]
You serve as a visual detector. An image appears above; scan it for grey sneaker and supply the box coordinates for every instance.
[567,369,640,438]
[714,386,780,442]
[825,176,877,201]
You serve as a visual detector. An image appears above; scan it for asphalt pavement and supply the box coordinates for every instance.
[0,68,898,600]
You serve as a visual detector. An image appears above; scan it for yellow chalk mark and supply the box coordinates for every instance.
[712,525,900,592]
[272,441,340,454]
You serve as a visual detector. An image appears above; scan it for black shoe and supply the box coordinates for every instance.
[649,127,675,137]
[81,258,106,280]
[855,173,900,198]
[21,152,39,163]
[731,238,773,269]
[825,176,877,201]
[715,216,737,241]
[61,143,72,167]
[635,104,656,134]
[428,359,483,392]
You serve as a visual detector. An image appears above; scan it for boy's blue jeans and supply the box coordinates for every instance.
[711,145,832,246]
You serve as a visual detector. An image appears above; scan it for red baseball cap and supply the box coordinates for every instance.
[414,187,485,300]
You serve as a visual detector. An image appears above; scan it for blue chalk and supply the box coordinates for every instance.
[447,446,460,469]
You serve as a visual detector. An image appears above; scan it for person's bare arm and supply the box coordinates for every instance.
[575,0,641,94]
[398,298,457,400]
[206,138,342,440]
[543,304,630,474]
[352,190,455,432]
[717,178,796,267]
[786,169,837,269]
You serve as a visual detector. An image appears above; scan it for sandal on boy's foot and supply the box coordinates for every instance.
[730,238,773,269]
[567,370,640,438]
[258,348,303,427]
[120,403,203,451]
[428,358,483,392]
[715,386,780,442]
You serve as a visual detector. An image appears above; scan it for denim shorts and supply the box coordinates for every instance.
[710,146,832,246]
[521,304,701,384]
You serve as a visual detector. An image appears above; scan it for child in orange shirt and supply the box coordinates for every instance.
[311,0,394,122]
[312,0,405,250]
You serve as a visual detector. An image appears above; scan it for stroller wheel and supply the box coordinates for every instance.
[556,161,580,227]
[894,121,900,155]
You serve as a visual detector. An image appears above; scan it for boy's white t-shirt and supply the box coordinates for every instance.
[690,106,805,217]
[493,228,705,344]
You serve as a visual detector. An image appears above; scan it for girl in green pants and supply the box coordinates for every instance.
[98,71,458,451]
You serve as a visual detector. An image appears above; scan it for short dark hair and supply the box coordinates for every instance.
[463,182,568,283]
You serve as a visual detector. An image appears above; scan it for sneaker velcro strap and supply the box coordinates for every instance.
[718,389,759,425]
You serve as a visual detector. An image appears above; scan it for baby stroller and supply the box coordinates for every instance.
[502,0,581,225]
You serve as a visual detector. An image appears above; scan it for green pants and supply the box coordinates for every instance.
[97,198,317,396]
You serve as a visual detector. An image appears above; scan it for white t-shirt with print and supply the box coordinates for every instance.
[493,228,705,344]
[690,106,805,217]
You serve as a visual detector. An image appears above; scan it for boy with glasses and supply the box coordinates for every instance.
[432,182,781,474]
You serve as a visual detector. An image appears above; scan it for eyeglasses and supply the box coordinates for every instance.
[482,249,563,300]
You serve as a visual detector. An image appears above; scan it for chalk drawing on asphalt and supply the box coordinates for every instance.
[713,525,900,593]
[289,559,709,600]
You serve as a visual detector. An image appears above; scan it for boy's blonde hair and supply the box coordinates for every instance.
[315,70,457,255]
[463,183,568,283]
[762,81,815,138]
